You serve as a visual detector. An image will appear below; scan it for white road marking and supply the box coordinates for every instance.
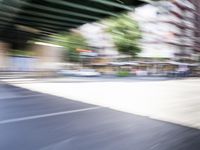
[39,137,75,150]
[0,106,101,125]
[0,94,43,100]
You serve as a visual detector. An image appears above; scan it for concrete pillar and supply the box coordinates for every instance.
[31,42,63,71]
[0,42,9,71]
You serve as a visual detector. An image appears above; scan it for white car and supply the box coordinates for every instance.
[59,69,101,77]
[76,69,101,77]
[58,70,78,76]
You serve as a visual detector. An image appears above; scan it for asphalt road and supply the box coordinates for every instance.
[0,83,200,150]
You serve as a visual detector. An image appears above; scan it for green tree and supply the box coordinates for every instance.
[105,13,141,57]
[52,32,88,62]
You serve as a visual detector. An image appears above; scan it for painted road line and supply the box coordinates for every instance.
[0,106,101,125]
[0,94,43,100]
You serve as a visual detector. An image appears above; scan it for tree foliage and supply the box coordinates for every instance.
[52,32,88,62]
[105,13,141,57]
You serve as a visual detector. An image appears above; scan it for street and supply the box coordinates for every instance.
[0,79,200,150]
[8,77,200,128]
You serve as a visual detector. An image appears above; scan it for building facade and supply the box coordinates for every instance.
[135,0,196,61]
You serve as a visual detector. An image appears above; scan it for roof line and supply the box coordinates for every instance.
[90,0,134,11]
[0,12,79,27]
[45,0,118,16]
[16,0,102,20]
[0,16,75,32]
[1,5,90,24]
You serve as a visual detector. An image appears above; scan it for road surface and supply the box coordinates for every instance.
[0,83,200,150]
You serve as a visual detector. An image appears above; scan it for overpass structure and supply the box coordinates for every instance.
[0,0,145,49]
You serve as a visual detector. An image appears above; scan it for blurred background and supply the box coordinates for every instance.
[0,0,199,78]
[1,1,200,150]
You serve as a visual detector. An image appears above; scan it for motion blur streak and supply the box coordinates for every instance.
[1,0,200,150]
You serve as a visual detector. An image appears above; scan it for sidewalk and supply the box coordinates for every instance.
[1,76,172,84]
[5,78,200,129]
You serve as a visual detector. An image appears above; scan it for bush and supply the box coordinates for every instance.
[117,71,130,77]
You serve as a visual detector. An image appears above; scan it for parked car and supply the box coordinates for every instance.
[76,69,101,77]
[58,70,79,76]
[59,69,101,77]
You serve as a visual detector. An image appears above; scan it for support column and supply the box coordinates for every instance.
[0,42,9,71]
[30,43,64,77]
